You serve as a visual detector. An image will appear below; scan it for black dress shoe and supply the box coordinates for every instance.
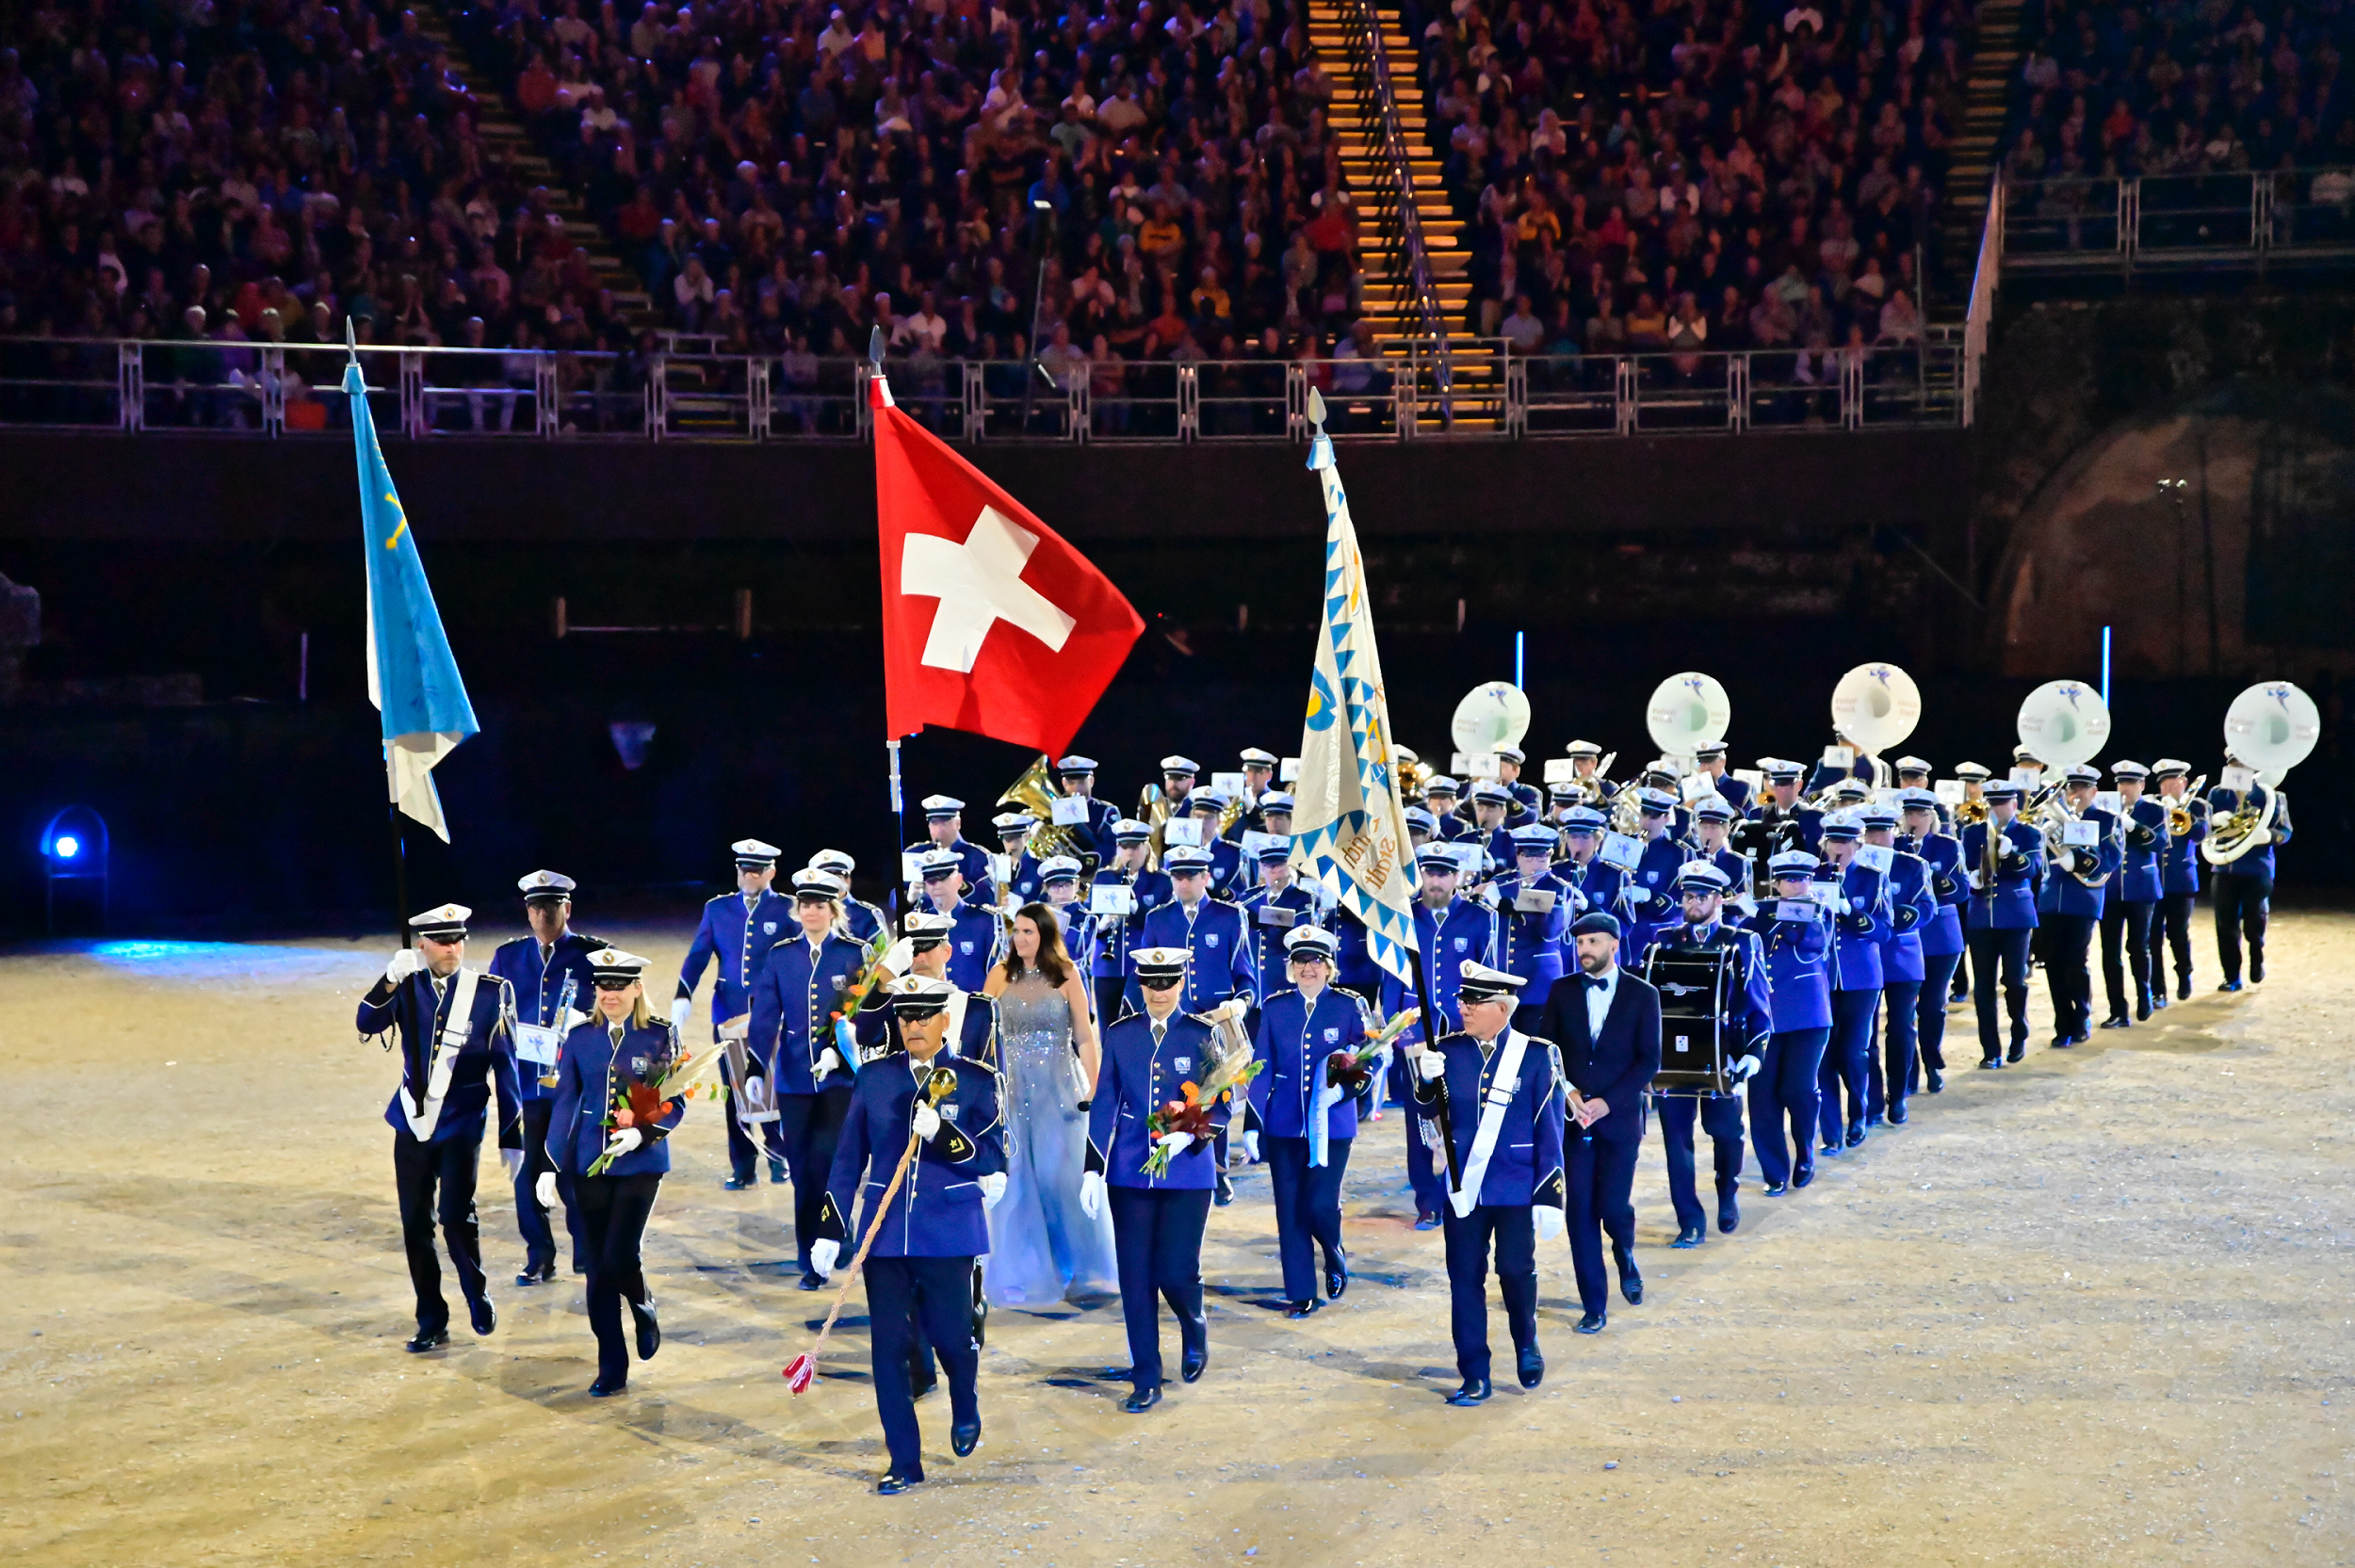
[1762,1181,1789,1197]
[2072,1030,2090,1044]
[1614,1250,1643,1305]
[1284,1299,1322,1319]
[630,1296,660,1361]
[2154,991,2170,1010]
[769,1158,789,1185]
[469,1298,497,1336]
[950,1419,982,1458]
[2136,1000,2153,1021]
[1517,1347,1544,1389]
[1793,1163,1815,1188]
[2218,978,2243,993]
[1324,1253,1348,1300]
[1573,1312,1606,1334]
[1866,1111,1885,1127]
[2006,1040,2026,1062]
[797,1270,825,1291]
[2177,978,2192,1000]
[1120,1385,1161,1414]
[1925,1068,1944,1093]
[1213,1172,1234,1207]
[909,1371,938,1400]
[1444,1378,1492,1405]
[1844,1124,1866,1148]
[2100,1015,2131,1029]
[2052,1033,2073,1050]
[404,1327,449,1353]
[1819,1140,1842,1158]
[1670,1223,1704,1249]
[1180,1344,1209,1382]
[2250,954,2265,984]
[722,1175,754,1190]
[514,1260,555,1287]
[1413,1210,1441,1231]
[1718,1193,1740,1232]
[1888,1103,1908,1125]
[1979,1055,2002,1070]
[588,1378,625,1397]
[876,1471,920,1495]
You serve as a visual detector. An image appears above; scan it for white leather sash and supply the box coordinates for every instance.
[1449,1030,1530,1217]
[403,967,481,1140]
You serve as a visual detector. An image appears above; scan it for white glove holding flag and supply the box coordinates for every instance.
[669,996,691,1030]
[603,1127,643,1157]
[535,1172,558,1209]
[1080,1171,1105,1219]
[809,1238,840,1278]
[1415,1048,1446,1082]
[384,947,421,985]
[980,1172,1007,1210]
[500,1148,524,1179]
[1534,1204,1566,1242]
[912,1103,941,1141]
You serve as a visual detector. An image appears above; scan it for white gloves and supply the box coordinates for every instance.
[669,996,691,1030]
[384,947,421,985]
[814,1048,845,1079]
[912,1102,941,1141]
[604,1127,643,1156]
[809,1238,840,1278]
[535,1172,558,1209]
[1157,1130,1194,1159]
[980,1172,1007,1210]
[500,1148,524,1179]
[1533,1204,1565,1242]
[1732,1054,1762,1084]
[1079,1171,1106,1219]
[1241,1130,1260,1163]
[1414,1049,1446,1082]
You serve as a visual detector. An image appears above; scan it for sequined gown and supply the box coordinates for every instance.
[983,972,1117,1304]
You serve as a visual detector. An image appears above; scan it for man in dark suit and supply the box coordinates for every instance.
[1538,911,1662,1334]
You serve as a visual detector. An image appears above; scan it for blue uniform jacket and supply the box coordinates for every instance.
[2039,807,2124,919]
[1064,794,1123,867]
[677,889,798,1027]
[1490,869,1571,1001]
[1641,918,1774,1059]
[748,931,867,1095]
[487,930,603,1103]
[1906,832,1969,958]
[1551,855,1632,930]
[2159,795,2208,894]
[1703,773,1752,815]
[840,897,889,946]
[1960,818,2045,930]
[1247,985,1369,1140]
[1378,896,1502,1046]
[1001,849,1048,909]
[1413,1027,1568,1205]
[1874,850,1938,983]
[358,968,522,1147]
[1237,882,1322,1003]
[1205,836,1246,900]
[1537,966,1663,1146]
[1124,897,1257,1015]
[547,1018,688,1177]
[1815,860,1889,991]
[819,1052,1003,1258]
[918,896,1006,994]
[1089,866,1174,981]
[1746,908,1834,1030]
[904,835,997,904]
[2116,797,2168,903]
[1086,1010,1235,1190]
[1622,833,1694,952]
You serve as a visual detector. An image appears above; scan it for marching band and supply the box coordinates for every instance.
[358,670,2321,1495]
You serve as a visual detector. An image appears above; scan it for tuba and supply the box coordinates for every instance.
[2015,679,2113,885]
[1828,662,1923,791]
[999,754,1091,870]
[2202,682,2319,865]
[1952,795,1990,828]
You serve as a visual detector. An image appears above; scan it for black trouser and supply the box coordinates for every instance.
[1915,951,1961,1080]
[1107,1185,1211,1392]
[1871,980,1922,1119]
[1968,927,2034,1059]
[724,1062,788,1181]
[1441,1201,1536,1382]
[570,1171,659,1387]
[2042,913,2097,1040]
[2153,890,2197,993]
[2213,871,2273,983]
[1652,1092,1744,1233]
[393,1128,487,1334]
[1949,943,1971,999]
[2100,897,2156,1018]
[513,1098,578,1273]
[778,1086,854,1269]
[1264,1134,1350,1302]
[1567,1131,1641,1317]
[865,1254,981,1480]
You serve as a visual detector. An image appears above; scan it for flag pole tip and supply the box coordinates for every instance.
[1307,387,1327,428]
[868,326,885,366]
[344,317,357,361]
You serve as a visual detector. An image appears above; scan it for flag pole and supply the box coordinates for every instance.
[349,320,412,947]
[871,327,909,923]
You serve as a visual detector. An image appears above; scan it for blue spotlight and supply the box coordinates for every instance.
[41,807,109,932]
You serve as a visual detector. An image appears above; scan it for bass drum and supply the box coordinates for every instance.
[1643,946,1734,1095]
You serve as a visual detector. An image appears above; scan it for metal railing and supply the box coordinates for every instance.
[1334,0,1454,412]
[0,337,1963,440]
[2000,167,2355,271]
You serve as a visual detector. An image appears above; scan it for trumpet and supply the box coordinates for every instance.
[2167,773,2208,837]
[1952,795,1990,828]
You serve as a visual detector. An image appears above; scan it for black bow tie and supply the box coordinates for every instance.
[1582,973,1607,990]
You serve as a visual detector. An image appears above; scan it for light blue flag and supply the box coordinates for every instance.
[347,362,478,842]
[1287,425,1418,986]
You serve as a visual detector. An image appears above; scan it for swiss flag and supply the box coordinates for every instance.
[872,378,1144,753]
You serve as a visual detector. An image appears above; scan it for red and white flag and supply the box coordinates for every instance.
[872,378,1143,753]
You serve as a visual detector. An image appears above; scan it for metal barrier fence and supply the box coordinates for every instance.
[0,338,1963,441]
[2000,167,2355,270]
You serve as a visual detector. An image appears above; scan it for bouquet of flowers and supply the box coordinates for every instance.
[585,1037,729,1176]
[829,933,895,1063]
[1325,1006,1420,1093]
[1142,1039,1263,1179]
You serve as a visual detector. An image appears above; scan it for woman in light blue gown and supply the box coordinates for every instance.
[981,900,1117,1305]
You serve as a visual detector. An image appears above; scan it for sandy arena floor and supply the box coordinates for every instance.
[1,913,2350,1567]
